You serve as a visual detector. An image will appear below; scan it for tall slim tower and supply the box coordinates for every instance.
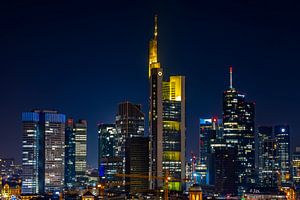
[149,15,163,190]
[148,15,186,190]
[275,125,291,184]
[222,67,255,194]
[74,120,88,185]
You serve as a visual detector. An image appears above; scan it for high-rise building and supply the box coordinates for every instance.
[65,118,76,188]
[74,120,88,185]
[222,67,255,193]
[292,147,300,194]
[115,101,145,139]
[162,76,185,191]
[213,143,237,195]
[148,16,186,191]
[97,124,123,188]
[275,125,291,185]
[22,110,66,194]
[125,137,149,194]
[198,117,222,185]
[257,126,278,188]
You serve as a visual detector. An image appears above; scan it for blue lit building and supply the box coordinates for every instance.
[21,110,66,194]
[97,124,123,189]
[198,117,222,185]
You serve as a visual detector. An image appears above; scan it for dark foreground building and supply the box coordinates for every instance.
[125,137,149,194]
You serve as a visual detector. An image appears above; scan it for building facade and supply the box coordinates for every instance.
[257,126,278,188]
[22,110,66,194]
[65,118,76,188]
[198,117,222,185]
[222,67,255,193]
[74,120,88,185]
[125,137,149,194]
[97,124,123,189]
[274,125,291,185]
[148,16,186,190]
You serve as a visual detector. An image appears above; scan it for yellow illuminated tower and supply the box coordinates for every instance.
[148,15,186,191]
[148,15,160,78]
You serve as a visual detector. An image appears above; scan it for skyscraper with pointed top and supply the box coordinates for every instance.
[222,66,255,194]
[148,15,186,191]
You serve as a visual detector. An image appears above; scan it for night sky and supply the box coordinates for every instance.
[1,1,300,167]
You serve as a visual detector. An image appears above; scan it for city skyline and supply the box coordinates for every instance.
[2,1,300,168]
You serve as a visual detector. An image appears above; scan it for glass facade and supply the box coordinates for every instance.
[22,110,65,194]
[275,125,291,184]
[258,126,279,188]
[198,117,222,185]
[74,120,88,186]
[65,118,76,188]
[223,81,255,193]
[98,124,123,190]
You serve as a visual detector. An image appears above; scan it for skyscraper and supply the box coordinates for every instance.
[222,67,255,193]
[275,125,291,185]
[213,144,237,195]
[22,110,66,194]
[125,137,149,194]
[292,147,300,195]
[162,76,186,191]
[65,118,76,188]
[74,120,88,186]
[257,126,278,188]
[22,111,43,194]
[97,124,123,188]
[115,101,145,139]
[148,16,186,190]
[198,117,222,185]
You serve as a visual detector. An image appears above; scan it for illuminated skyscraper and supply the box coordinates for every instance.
[222,67,255,193]
[74,120,88,185]
[198,117,222,185]
[162,76,185,191]
[292,147,300,194]
[97,124,123,188]
[257,126,278,188]
[148,15,186,190]
[21,110,66,194]
[65,118,76,188]
[115,101,145,139]
[275,125,291,185]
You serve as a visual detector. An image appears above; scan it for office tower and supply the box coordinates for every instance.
[22,111,44,194]
[125,137,149,194]
[275,125,291,185]
[148,15,163,190]
[257,126,278,188]
[98,124,123,187]
[222,67,255,193]
[292,147,300,194]
[115,102,145,181]
[198,117,222,185]
[22,110,66,194]
[65,118,76,188]
[74,120,88,185]
[115,101,145,138]
[148,15,186,191]
[162,76,185,191]
[213,143,237,195]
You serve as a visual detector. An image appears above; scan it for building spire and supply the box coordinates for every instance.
[148,14,160,78]
[154,14,158,39]
[229,66,233,89]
